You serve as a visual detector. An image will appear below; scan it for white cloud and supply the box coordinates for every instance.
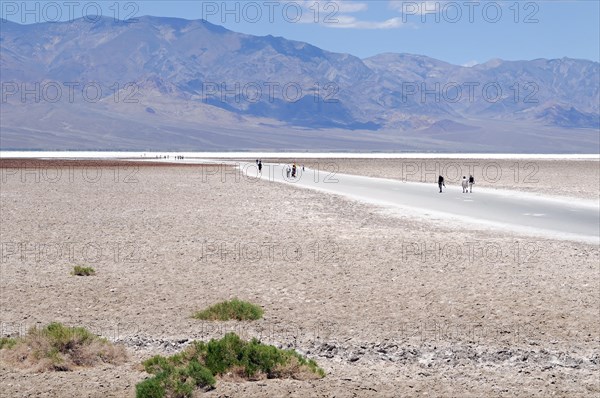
[328,16,405,29]
[294,0,406,29]
[295,0,368,14]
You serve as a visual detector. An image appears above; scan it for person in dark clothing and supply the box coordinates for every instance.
[468,175,475,193]
[438,175,445,193]
[258,160,263,174]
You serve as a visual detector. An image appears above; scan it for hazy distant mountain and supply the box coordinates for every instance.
[1,16,598,152]
[535,105,599,128]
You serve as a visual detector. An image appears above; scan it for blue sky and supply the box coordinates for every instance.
[2,1,599,65]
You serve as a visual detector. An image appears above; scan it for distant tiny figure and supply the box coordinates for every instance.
[256,159,259,164]
[258,160,263,174]
[302,164,305,172]
[468,175,475,193]
[462,176,468,193]
[292,164,297,178]
[286,165,291,178]
[438,175,445,193]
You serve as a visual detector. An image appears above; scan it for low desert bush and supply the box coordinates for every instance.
[0,322,126,371]
[193,299,263,321]
[71,266,96,276]
[136,333,324,398]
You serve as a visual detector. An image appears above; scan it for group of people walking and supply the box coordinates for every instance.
[254,160,305,178]
[438,175,475,193]
[286,164,296,178]
[285,163,303,178]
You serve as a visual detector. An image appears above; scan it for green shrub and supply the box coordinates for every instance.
[139,354,215,398]
[135,377,165,398]
[41,322,96,349]
[187,360,216,387]
[202,333,246,374]
[193,299,263,321]
[136,333,324,398]
[71,266,95,276]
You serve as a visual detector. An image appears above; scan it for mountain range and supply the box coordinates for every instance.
[1,16,598,152]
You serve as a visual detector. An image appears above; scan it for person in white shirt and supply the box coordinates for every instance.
[461,176,468,193]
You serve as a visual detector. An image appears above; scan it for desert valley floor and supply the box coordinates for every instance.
[0,158,598,397]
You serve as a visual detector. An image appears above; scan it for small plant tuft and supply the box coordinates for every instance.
[193,299,263,321]
[71,265,96,276]
[136,333,324,398]
[0,337,17,350]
